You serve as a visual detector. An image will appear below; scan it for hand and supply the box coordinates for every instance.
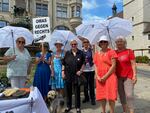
[101,76,107,83]
[62,71,65,79]
[76,71,81,76]
[51,72,54,77]
[40,55,45,61]
[97,76,101,82]
[11,55,17,60]
[132,76,137,84]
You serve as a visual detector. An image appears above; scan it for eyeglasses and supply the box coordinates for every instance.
[99,41,108,43]
[18,40,25,44]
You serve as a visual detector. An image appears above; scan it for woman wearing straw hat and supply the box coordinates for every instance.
[50,40,65,96]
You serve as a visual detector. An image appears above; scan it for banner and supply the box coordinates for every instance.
[32,17,51,42]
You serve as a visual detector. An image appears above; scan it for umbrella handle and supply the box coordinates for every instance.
[11,30,15,54]
[62,40,68,51]
[107,28,114,49]
[41,42,44,55]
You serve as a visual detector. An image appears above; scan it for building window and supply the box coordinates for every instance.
[0,20,8,28]
[57,5,67,18]
[71,6,75,17]
[132,36,134,40]
[36,3,48,16]
[0,0,9,12]
[55,26,69,30]
[132,17,134,21]
[76,6,81,17]
[148,34,150,40]
[148,46,150,53]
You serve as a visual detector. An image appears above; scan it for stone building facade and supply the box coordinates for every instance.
[123,0,150,58]
[0,0,82,31]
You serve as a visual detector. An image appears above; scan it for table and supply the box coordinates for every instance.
[0,87,49,113]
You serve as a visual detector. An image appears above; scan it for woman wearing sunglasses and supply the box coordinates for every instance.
[82,39,96,105]
[4,37,32,88]
[62,40,85,113]
[93,35,118,113]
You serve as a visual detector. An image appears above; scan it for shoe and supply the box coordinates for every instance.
[91,100,96,105]
[82,98,89,103]
[64,107,71,113]
[76,108,81,113]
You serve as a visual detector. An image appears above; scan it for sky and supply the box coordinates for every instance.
[82,0,123,23]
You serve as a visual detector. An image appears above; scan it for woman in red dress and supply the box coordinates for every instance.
[93,35,118,113]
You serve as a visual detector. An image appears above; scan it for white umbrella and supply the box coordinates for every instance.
[49,30,82,51]
[0,26,33,53]
[86,17,132,47]
[75,21,103,39]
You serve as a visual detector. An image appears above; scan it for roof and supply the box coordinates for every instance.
[108,11,123,19]
[143,23,150,34]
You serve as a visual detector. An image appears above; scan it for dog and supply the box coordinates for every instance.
[47,90,65,113]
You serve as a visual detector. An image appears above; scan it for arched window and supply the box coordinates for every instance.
[76,6,81,17]
[55,26,69,30]
[71,6,75,17]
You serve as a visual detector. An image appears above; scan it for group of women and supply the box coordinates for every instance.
[3,35,137,113]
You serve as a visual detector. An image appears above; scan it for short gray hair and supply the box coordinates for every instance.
[115,36,127,48]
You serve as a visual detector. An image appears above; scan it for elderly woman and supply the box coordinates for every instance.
[62,40,85,113]
[50,40,65,96]
[93,35,117,113]
[82,39,96,105]
[4,37,32,88]
[115,36,137,113]
[33,42,52,100]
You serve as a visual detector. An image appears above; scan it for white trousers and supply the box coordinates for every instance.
[10,76,27,88]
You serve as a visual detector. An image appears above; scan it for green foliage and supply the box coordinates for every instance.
[136,56,149,64]
[0,66,10,87]
[0,64,36,88]
[10,22,32,30]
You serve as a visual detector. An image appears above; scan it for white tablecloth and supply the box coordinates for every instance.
[0,87,49,113]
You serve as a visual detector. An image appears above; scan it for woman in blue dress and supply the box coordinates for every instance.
[33,42,52,100]
[50,40,65,95]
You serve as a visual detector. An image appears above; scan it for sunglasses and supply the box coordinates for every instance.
[99,41,108,43]
[71,43,77,46]
[83,41,89,43]
[18,40,25,44]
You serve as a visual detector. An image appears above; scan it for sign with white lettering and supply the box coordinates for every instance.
[32,17,51,42]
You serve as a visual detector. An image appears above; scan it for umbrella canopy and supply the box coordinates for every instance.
[0,26,33,48]
[75,21,102,39]
[86,17,132,47]
[49,30,82,51]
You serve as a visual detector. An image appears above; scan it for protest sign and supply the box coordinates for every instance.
[33,17,51,42]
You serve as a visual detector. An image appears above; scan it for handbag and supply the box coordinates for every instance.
[77,74,87,86]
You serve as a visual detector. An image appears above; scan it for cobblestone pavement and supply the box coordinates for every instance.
[64,72,150,113]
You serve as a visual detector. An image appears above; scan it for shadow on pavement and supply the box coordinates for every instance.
[115,95,150,113]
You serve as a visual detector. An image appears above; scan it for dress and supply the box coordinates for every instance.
[50,51,64,89]
[93,48,117,101]
[33,52,51,98]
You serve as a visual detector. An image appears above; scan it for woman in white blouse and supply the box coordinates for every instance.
[4,37,32,88]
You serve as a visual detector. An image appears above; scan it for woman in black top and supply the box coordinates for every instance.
[62,40,85,113]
